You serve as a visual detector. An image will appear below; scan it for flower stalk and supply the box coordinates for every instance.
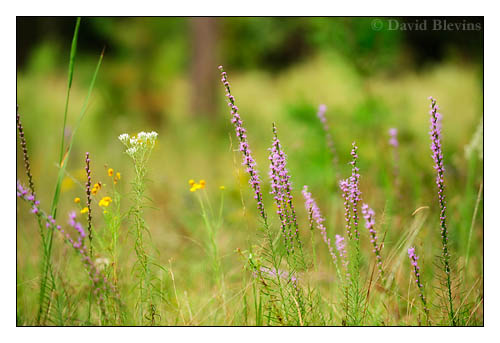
[408,247,429,324]
[428,96,455,325]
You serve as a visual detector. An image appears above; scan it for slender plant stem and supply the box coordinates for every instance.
[465,182,482,268]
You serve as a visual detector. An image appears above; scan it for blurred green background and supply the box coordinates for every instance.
[16,17,483,324]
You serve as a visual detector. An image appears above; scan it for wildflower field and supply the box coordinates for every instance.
[16,17,483,326]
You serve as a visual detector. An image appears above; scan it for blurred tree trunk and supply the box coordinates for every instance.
[190,17,218,117]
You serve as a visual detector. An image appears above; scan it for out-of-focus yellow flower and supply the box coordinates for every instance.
[199,180,206,188]
[99,196,112,207]
[80,207,89,214]
[61,177,74,192]
[74,197,81,203]
[219,186,225,190]
[189,183,203,192]
[189,179,195,186]
[91,182,102,195]
[108,168,114,176]
[113,172,121,184]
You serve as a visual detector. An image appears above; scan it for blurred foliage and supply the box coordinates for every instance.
[18,17,483,74]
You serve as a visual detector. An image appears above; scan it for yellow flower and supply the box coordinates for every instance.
[91,182,102,195]
[189,179,195,186]
[108,168,114,176]
[199,180,206,189]
[219,186,225,190]
[61,177,74,192]
[99,196,112,207]
[74,197,81,203]
[189,183,203,192]
[116,172,121,180]
[80,207,89,214]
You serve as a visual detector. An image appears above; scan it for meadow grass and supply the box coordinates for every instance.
[16,21,483,326]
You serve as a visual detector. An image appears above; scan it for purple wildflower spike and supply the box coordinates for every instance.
[339,179,352,239]
[269,124,302,254]
[429,97,449,263]
[219,66,266,222]
[85,152,93,257]
[362,204,384,277]
[16,105,35,195]
[428,96,454,324]
[339,142,362,241]
[335,234,349,273]
[302,185,336,264]
[349,142,361,240]
[408,246,429,321]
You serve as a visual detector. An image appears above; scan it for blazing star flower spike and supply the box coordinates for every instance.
[428,96,455,324]
[302,185,336,264]
[362,204,383,276]
[269,124,301,253]
[219,65,266,222]
[340,142,362,241]
[408,246,429,319]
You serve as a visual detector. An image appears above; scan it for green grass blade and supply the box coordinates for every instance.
[465,182,483,268]
[51,47,105,218]
[58,17,81,164]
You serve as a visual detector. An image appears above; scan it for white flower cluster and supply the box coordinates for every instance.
[118,131,158,159]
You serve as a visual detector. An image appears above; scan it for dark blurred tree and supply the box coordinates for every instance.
[219,17,310,71]
[190,17,218,117]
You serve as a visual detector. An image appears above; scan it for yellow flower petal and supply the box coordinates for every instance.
[189,179,195,186]
[98,196,112,207]
[80,207,89,214]
[108,168,114,176]
[74,197,81,204]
